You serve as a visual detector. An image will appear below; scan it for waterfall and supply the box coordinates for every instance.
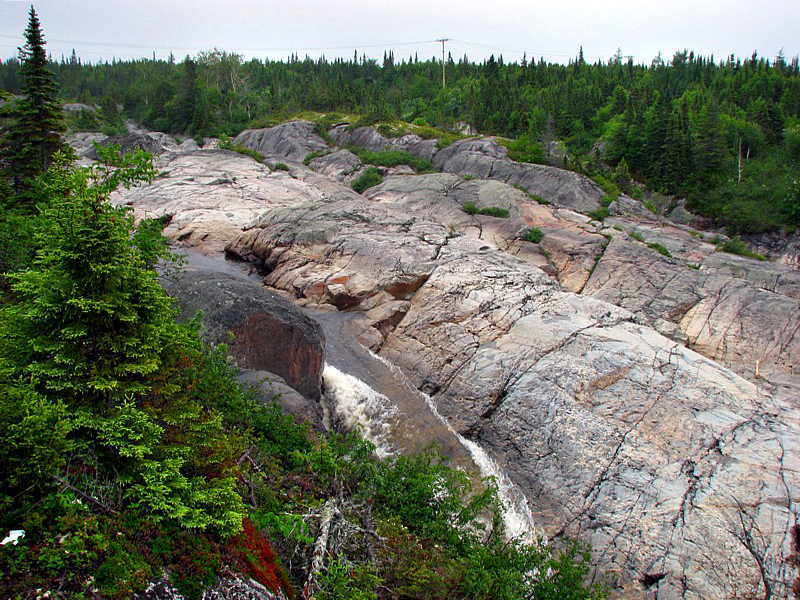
[322,364,398,458]
[323,351,540,541]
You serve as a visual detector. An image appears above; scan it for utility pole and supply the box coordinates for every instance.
[437,37,449,88]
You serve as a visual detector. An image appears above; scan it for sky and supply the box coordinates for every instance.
[1,0,799,66]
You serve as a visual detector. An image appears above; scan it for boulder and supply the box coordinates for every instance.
[161,270,325,400]
[235,121,329,162]
[83,131,166,159]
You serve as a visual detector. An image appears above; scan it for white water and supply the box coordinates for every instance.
[322,364,398,458]
[367,350,540,541]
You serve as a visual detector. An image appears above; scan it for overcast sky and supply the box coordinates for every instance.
[1,0,798,66]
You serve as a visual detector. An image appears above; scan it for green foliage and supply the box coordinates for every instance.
[716,235,767,260]
[349,146,434,173]
[0,7,66,202]
[647,242,672,257]
[463,202,510,218]
[217,133,264,162]
[628,230,644,242]
[0,147,246,537]
[599,194,615,208]
[351,167,383,193]
[503,134,546,163]
[304,148,334,165]
[513,184,551,204]
[587,207,610,222]
[273,162,290,171]
[522,227,544,243]
[320,557,381,600]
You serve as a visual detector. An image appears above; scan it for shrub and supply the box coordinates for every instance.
[504,135,545,164]
[599,195,615,208]
[349,147,434,173]
[717,235,767,260]
[303,149,333,165]
[522,227,544,243]
[462,202,510,218]
[273,162,289,171]
[351,167,383,193]
[217,134,264,162]
[587,207,610,222]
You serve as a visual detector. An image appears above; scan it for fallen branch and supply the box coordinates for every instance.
[52,473,119,515]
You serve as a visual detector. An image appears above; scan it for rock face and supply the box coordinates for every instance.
[113,150,328,254]
[83,132,167,159]
[113,121,800,599]
[235,121,330,162]
[162,269,325,401]
[225,176,800,599]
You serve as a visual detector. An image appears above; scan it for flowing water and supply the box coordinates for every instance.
[177,248,538,539]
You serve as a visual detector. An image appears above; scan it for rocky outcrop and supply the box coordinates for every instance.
[112,123,800,598]
[582,231,800,383]
[112,150,329,253]
[161,269,325,400]
[138,572,288,599]
[235,121,329,162]
[83,131,167,159]
[224,188,800,599]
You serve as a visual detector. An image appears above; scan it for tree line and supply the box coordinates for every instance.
[2,43,799,232]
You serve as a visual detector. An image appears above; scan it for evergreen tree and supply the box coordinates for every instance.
[0,7,65,202]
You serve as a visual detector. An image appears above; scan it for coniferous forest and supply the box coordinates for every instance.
[2,44,799,233]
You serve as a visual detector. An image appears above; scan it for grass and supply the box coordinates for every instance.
[587,207,610,222]
[303,149,334,165]
[217,134,264,162]
[599,195,616,208]
[513,184,550,205]
[273,162,289,171]
[647,242,672,257]
[463,202,510,218]
[628,230,644,242]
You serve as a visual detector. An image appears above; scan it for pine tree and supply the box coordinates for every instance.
[0,7,65,202]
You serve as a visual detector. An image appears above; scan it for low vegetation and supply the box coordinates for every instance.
[522,227,544,243]
[349,146,434,173]
[217,133,264,162]
[351,166,383,193]
[0,148,609,599]
[715,235,767,260]
[463,202,511,218]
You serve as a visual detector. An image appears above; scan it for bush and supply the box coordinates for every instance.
[217,134,264,162]
[351,167,383,193]
[463,202,510,218]
[587,207,610,222]
[504,135,545,164]
[717,235,767,260]
[349,147,434,173]
[522,227,544,243]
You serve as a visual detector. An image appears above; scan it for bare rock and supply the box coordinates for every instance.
[329,124,391,151]
[307,148,361,182]
[112,150,328,254]
[84,131,167,159]
[161,270,325,400]
[235,121,329,162]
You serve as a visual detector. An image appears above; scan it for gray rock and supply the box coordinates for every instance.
[235,121,329,162]
[329,124,391,151]
[84,131,167,159]
[308,148,361,181]
[161,269,325,400]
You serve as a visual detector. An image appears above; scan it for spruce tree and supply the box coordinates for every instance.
[0,7,65,202]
